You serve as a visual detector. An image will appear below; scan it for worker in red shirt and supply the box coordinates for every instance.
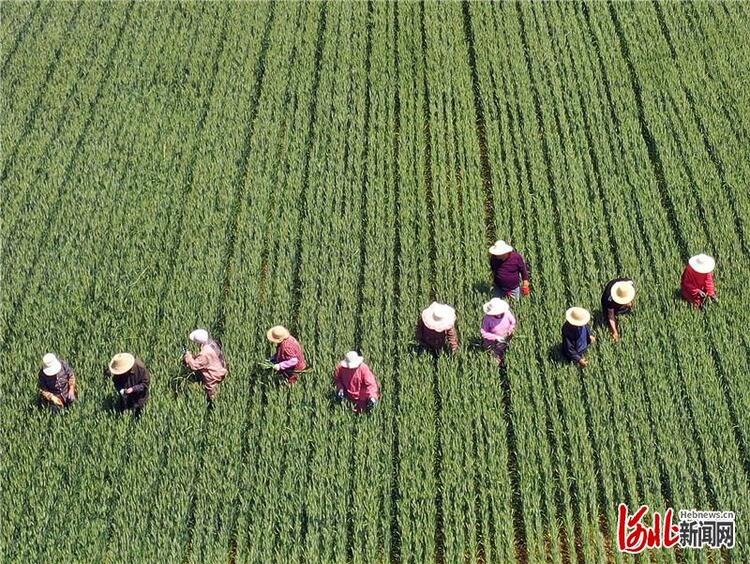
[266,325,307,384]
[334,351,379,413]
[681,254,717,309]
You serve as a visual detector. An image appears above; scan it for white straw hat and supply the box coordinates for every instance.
[565,307,591,327]
[42,353,62,376]
[266,325,290,343]
[688,254,715,274]
[483,298,510,316]
[488,240,513,256]
[341,351,364,369]
[109,353,136,375]
[189,328,209,344]
[611,281,636,305]
[421,302,456,332]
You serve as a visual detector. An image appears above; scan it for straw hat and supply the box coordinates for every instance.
[266,325,290,343]
[42,353,62,376]
[109,353,136,375]
[565,307,591,327]
[488,240,513,256]
[483,298,510,316]
[421,302,456,332]
[341,351,364,369]
[688,254,715,274]
[611,281,636,305]
[189,328,209,344]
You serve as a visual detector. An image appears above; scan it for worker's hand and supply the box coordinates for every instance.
[125,387,134,395]
[521,280,530,296]
[589,335,597,344]
[698,290,707,298]
[52,395,64,407]
[272,364,281,371]
[612,332,620,343]
[335,389,345,401]
[709,294,719,303]
[119,388,126,397]
[578,358,589,368]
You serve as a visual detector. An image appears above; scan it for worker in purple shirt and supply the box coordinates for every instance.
[489,240,530,299]
[561,307,596,367]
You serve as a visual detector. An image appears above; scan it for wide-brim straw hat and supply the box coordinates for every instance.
[189,328,209,344]
[266,325,290,343]
[42,353,62,376]
[688,253,715,274]
[611,281,636,305]
[483,298,510,316]
[109,353,135,375]
[488,240,513,256]
[565,307,591,327]
[341,351,364,369]
[421,302,456,332]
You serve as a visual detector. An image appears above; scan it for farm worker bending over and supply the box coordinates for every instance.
[266,325,307,384]
[562,308,596,367]
[184,328,228,401]
[38,353,76,411]
[416,302,459,354]
[108,353,150,413]
[681,254,717,309]
[334,351,379,413]
[489,240,530,299]
[480,298,516,366]
[601,278,636,341]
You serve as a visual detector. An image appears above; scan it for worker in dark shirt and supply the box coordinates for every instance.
[416,302,459,354]
[488,240,530,299]
[38,353,76,412]
[561,307,596,367]
[107,353,150,413]
[601,278,636,341]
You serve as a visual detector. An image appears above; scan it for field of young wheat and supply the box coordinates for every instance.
[1,2,748,562]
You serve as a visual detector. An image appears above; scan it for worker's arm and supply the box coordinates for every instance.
[360,366,379,400]
[40,389,64,406]
[184,351,208,371]
[607,309,619,340]
[705,273,716,297]
[415,320,424,344]
[275,357,298,370]
[519,254,530,284]
[128,364,150,394]
[446,326,459,352]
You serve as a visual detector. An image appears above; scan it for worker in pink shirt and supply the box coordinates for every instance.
[480,298,516,366]
[681,254,717,309]
[184,328,228,403]
[334,351,379,413]
[266,325,307,384]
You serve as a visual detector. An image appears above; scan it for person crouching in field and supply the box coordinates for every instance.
[562,307,596,367]
[416,302,459,354]
[681,254,717,309]
[489,240,530,299]
[108,353,150,414]
[38,353,76,412]
[334,351,379,413]
[480,298,516,366]
[601,278,636,342]
[266,325,307,385]
[184,329,228,402]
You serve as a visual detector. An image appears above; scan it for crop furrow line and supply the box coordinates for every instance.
[2,5,116,240]
[516,3,605,556]
[353,0,373,352]
[0,0,42,77]
[212,4,275,339]
[1,0,85,182]
[419,6,445,561]
[419,0,437,302]
[0,1,135,357]
[461,1,496,243]
[289,1,327,332]
[706,346,750,489]
[389,4,402,562]
[607,2,690,262]
[150,4,226,350]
